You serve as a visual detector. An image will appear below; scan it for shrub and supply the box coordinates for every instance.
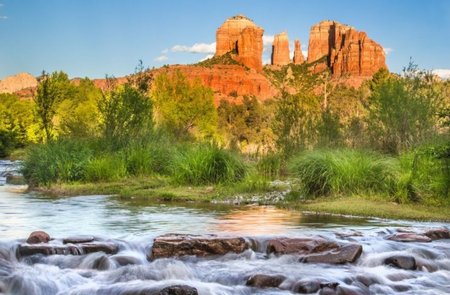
[22,139,92,186]
[288,149,400,197]
[172,144,246,185]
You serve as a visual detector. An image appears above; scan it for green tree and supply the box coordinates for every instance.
[273,91,321,157]
[98,78,153,147]
[34,71,72,142]
[152,71,217,140]
[366,62,439,154]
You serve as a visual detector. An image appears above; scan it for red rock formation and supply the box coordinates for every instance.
[307,20,386,78]
[0,72,37,94]
[271,32,290,66]
[215,15,264,71]
[293,39,305,64]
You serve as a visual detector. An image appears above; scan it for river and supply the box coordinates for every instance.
[0,160,449,294]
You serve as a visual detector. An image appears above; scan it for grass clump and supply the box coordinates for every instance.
[84,154,127,182]
[288,149,400,197]
[172,144,246,185]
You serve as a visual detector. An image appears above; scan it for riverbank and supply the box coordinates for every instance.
[33,177,450,222]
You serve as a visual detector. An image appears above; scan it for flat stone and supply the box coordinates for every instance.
[423,228,450,240]
[386,233,431,243]
[79,242,118,255]
[150,234,249,260]
[17,242,118,257]
[63,235,95,244]
[246,274,286,288]
[301,244,363,264]
[266,237,339,255]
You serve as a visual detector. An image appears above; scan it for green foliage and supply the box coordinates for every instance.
[171,144,247,185]
[196,51,242,68]
[366,62,439,154]
[273,91,321,157]
[289,149,400,197]
[35,71,73,142]
[318,108,342,148]
[0,130,16,158]
[256,153,282,179]
[84,154,127,182]
[98,79,153,148]
[22,139,92,186]
[152,71,218,140]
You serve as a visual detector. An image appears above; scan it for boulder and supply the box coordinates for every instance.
[63,235,95,244]
[91,254,112,271]
[111,255,142,266]
[423,228,450,240]
[292,279,321,293]
[384,255,416,270]
[26,231,50,244]
[149,234,249,260]
[386,233,431,243]
[271,32,290,66]
[301,244,363,264]
[158,285,198,295]
[246,274,286,288]
[5,175,26,185]
[266,237,339,255]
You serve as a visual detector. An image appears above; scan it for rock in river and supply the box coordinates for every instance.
[246,274,286,288]
[384,255,417,270]
[387,233,432,243]
[18,242,119,257]
[301,244,363,264]
[149,234,249,260]
[266,237,339,255]
[26,231,50,244]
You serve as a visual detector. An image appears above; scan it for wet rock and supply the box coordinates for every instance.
[150,234,249,260]
[246,274,286,288]
[5,174,25,185]
[26,231,50,244]
[91,254,112,270]
[266,237,339,255]
[387,233,431,243]
[111,255,142,266]
[159,285,198,295]
[301,244,363,264]
[63,235,95,244]
[17,242,118,257]
[337,285,370,295]
[292,279,321,293]
[423,228,450,240]
[80,242,118,255]
[392,284,411,292]
[384,255,416,270]
[355,275,377,287]
[319,283,339,295]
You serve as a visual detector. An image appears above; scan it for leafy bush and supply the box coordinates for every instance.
[288,149,400,197]
[171,144,246,185]
[22,139,92,186]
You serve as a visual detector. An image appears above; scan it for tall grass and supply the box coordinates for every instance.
[22,139,92,186]
[84,154,127,182]
[171,144,247,185]
[256,153,282,180]
[288,149,400,197]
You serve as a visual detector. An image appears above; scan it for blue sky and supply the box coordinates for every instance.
[0,0,449,79]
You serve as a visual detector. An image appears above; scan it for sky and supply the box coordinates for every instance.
[0,0,449,80]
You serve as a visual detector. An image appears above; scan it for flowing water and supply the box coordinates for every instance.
[0,160,449,294]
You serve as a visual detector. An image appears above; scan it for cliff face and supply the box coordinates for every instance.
[307,20,386,78]
[271,32,290,66]
[0,73,37,95]
[293,40,304,64]
[215,15,264,71]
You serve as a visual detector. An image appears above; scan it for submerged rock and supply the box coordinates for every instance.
[149,234,249,260]
[63,235,95,244]
[387,233,431,243]
[423,228,450,240]
[266,237,339,255]
[246,274,286,288]
[26,231,50,244]
[301,244,363,264]
[384,255,417,270]
[159,285,198,295]
[292,279,321,293]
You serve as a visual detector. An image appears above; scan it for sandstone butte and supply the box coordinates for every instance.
[271,32,291,66]
[293,40,305,64]
[1,16,388,103]
[307,20,386,86]
[215,15,264,71]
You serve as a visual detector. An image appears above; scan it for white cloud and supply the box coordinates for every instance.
[432,69,450,80]
[154,55,168,62]
[302,50,308,58]
[199,54,214,62]
[263,35,274,46]
[172,42,216,54]
[383,47,393,55]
